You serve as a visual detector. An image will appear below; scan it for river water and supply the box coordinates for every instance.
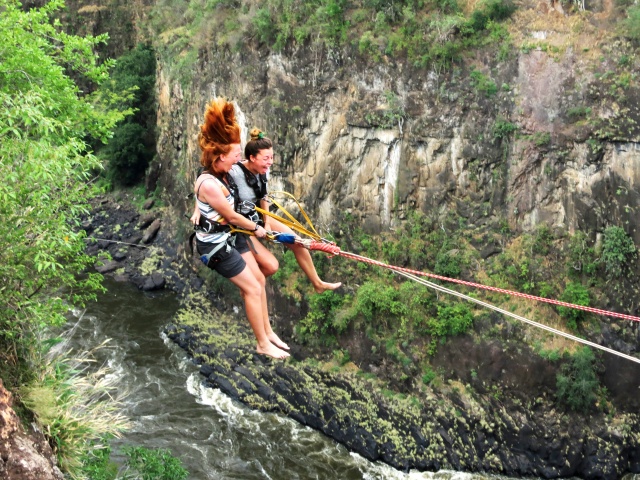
[65,277,521,480]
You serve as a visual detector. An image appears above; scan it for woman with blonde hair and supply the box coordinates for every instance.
[193,98,289,359]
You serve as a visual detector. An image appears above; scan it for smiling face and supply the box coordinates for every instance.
[216,143,243,173]
[249,147,274,175]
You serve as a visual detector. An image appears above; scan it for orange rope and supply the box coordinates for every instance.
[307,241,640,323]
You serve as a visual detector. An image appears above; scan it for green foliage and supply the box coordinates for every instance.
[600,226,637,279]
[567,231,597,277]
[297,290,348,341]
[532,131,551,146]
[434,240,462,277]
[122,446,189,480]
[101,43,157,187]
[80,443,118,480]
[556,347,600,412]
[533,225,554,256]
[469,68,498,97]
[0,0,128,388]
[567,106,592,122]
[465,0,516,32]
[365,91,406,129]
[421,365,437,384]
[622,5,640,39]
[557,282,590,330]
[492,118,518,140]
[150,0,517,75]
[434,304,474,336]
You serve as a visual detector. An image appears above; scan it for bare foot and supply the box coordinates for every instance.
[256,343,290,359]
[314,281,342,294]
[268,332,290,350]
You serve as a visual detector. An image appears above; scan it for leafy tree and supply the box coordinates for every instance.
[0,0,128,387]
[622,4,640,40]
[556,347,600,412]
[600,225,637,279]
[557,281,590,330]
[100,43,157,187]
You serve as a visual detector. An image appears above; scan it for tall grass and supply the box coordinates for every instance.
[20,324,129,478]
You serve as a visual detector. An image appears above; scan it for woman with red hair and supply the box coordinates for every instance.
[194,98,289,360]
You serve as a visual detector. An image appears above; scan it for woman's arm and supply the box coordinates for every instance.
[190,203,201,226]
[259,197,271,231]
[199,180,267,238]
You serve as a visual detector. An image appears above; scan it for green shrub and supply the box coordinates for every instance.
[436,303,474,335]
[0,0,127,389]
[567,231,597,277]
[122,446,189,480]
[623,4,640,39]
[434,242,462,277]
[469,68,498,97]
[600,225,637,278]
[557,282,590,330]
[493,118,518,140]
[104,122,150,186]
[80,443,118,480]
[556,347,600,412]
[297,290,348,340]
[532,131,551,146]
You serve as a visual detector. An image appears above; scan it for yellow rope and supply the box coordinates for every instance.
[249,191,323,241]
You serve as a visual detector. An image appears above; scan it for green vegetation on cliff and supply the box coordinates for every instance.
[270,207,637,412]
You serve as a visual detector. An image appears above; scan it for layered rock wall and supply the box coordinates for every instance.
[153,44,640,250]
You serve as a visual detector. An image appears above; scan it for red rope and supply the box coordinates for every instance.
[308,241,640,323]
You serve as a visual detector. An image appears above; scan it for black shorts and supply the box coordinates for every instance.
[196,235,247,278]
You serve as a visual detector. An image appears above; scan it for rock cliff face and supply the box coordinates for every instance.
[145,12,640,476]
[0,380,63,480]
[153,40,640,250]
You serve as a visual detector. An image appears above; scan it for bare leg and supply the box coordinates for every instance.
[241,251,289,351]
[228,262,289,359]
[287,243,342,293]
[249,237,279,278]
[266,218,341,293]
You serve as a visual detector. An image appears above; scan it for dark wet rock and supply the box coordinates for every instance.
[480,243,502,259]
[140,273,165,291]
[125,233,143,245]
[95,260,120,274]
[207,375,240,399]
[142,219,161,244]
[137,212,157,229]
[112,250,127,261]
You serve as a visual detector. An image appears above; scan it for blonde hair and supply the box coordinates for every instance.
[198,98,241,172]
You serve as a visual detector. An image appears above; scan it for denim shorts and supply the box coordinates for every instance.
[196,235,248,278]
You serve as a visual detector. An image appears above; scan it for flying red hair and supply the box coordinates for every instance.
[198,98,241,172]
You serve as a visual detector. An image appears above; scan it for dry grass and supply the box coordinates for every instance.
[20,335,130,478]
[508,5,619,61]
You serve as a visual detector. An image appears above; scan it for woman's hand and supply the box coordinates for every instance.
[254,225,267,239]
[190,204,201,226]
